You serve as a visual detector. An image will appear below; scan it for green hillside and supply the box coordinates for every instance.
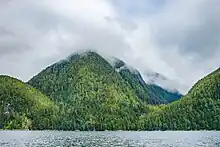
[0,75,58,130]
[28,52,144,130]
[139,68,220,130]
[1,51,219,131]
[113,59,182,104]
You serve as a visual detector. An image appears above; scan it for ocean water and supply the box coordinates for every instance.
[0,131,219,147]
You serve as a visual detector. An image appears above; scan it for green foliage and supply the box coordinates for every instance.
[28,52,144,130]
[146,84,182,103]
[118,68,182,104]
[118,69,150,103]
[139,68,220,130]
[1,52,220,131]
[0,76,59,130]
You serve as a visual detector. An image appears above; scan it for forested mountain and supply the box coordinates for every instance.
[1,51,220,131]
[28,51,144,130]
[0,75,58,130]
[139,68,220,130]
[112,58,182,104]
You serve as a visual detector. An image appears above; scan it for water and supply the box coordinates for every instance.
[0,131,219,147]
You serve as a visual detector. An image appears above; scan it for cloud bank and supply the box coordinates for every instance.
[0,0,219,94]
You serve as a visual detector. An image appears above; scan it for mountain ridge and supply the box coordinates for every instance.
[0,75,59,130]
[28,51,144,130]
[110,57,182,104]
[139,67,220,130]
[1,51,219,130]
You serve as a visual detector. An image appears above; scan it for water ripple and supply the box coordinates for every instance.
[0,131,219,147]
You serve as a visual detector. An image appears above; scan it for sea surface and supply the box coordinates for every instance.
[0,131,219,147]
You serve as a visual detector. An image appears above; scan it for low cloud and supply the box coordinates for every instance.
[0,0,219,94]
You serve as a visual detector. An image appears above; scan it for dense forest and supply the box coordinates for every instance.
[113,59,182,104]
[28,52,144,130]
[139,68,220,130]
[1,51,220,130]
[0,75,59,130]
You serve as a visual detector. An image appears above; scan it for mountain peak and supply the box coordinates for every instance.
[2,51,220,131]
[66,50,100,61]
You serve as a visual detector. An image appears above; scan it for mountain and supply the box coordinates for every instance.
[2,51,219,131]
[139,68,220,130]
[0,75,58,130]
[111,58,182,104]
[28,51,144,130]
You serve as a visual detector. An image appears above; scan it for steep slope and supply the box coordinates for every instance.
[112,58,182,104]
[28,52,144,130]
[146,84,182,103]
[0,75,58,130]
[1,52,219,131]
[139,68,220,130]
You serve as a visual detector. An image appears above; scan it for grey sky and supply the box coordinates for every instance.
[0,0,219,94]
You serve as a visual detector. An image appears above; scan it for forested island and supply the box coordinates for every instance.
[0,51,220,130]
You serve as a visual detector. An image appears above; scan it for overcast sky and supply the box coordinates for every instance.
[0,0,220,94]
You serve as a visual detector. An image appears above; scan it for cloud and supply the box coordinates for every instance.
[0,0,125,80]
[112,0,220,93]
[0,0,219,94]
[154,0,220,59]
[149,0,220,92]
